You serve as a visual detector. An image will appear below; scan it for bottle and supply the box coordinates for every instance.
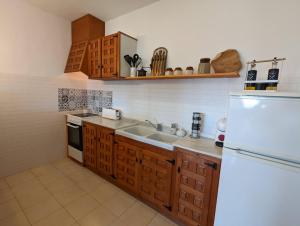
[245,62,257,90]
[198,58,211,74]
[266,58,279,91]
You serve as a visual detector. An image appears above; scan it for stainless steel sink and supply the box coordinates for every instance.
[122,126,154,136]
[146,133,178,144]
[116,125,180,151]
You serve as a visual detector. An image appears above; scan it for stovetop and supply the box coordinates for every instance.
[71,113,99,118]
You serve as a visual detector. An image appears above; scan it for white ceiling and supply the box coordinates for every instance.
[27,0,158,21]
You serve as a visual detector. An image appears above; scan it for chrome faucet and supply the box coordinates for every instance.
[145,120,163,131]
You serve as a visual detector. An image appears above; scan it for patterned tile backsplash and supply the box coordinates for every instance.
[58,88,112,113]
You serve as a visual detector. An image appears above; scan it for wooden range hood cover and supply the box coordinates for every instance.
[64,14,105,74]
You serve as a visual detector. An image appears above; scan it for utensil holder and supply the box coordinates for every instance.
[130,67,137,77]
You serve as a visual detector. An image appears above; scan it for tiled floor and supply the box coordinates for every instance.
[0,158,178,226]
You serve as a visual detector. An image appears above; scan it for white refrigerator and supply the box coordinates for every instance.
[214,92,300,226]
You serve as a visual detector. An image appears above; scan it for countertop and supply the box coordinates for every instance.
[173,136,222,159]
[82,116,139,130]
[81,116,222,159]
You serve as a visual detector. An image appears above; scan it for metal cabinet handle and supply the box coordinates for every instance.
[67,123,79,129]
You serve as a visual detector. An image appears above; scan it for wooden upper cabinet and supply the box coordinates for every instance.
[72,14,105,44]
[83,123,97,170]
[174,148,221,226]
[88,38,102,79]
[101,34,119,78]
[101,32,137,79]
[65,14,105,76]
[96,126,114,176]
[65,41,88,73]
[139,149,174,210]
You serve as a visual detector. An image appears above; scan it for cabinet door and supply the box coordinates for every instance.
[88,38,102,79]
[139,149,173,210]
[96,127,114,176]
[65,41,88,73]
[174,150,219,226]
[114,141,139,193]
[102,34,119,78]
[83,123,97,170]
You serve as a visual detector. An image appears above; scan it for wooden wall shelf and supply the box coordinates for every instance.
[122,72,239,80]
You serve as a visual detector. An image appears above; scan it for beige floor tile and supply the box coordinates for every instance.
[23,197,61,224]
[0,179,9,191]
[16,187,52,210]
[102,190,136,216]
[0,188,14,204]
[77,177,107,193]
[31,164,60,177]
[33,209,75,226]
[116,202,157,226]
[47,176,76,193]
[65,194,100,220]
[53,159,82,175]
[11,179,44,197]
[0,212,30,226]
[89,183,118,204]
[79,205,117,226]
[53,185,86,206]
[0,199,22,220]
[37,171,66,185]
[148,214,178,226]
[5,171,35,187]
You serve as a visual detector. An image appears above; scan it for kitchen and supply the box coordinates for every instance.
[0,0,300,226]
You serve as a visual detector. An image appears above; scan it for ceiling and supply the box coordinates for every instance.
[27,0,158,21]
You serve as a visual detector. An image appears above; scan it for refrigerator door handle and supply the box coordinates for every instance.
[235,148,300,169]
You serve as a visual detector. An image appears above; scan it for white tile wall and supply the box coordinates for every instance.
[0,73,89,177]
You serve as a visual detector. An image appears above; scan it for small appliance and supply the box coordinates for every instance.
[214,117,226,147]
[102,108,121,120]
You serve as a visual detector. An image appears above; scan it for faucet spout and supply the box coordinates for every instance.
[145,120,163,131]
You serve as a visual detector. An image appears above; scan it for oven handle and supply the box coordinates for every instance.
[67,123,80,129]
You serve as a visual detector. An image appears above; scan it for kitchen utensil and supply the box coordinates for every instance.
[198,58,211,74]
[150,47,168,76]
[211,49,242,73]
[132,54,141,67]
[124,55,133,67]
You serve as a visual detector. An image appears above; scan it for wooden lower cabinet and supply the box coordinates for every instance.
[84,126,221,226]
[139,149,173,210]
[114,140,140,193]
[174,148,221,226]
[83,123,97,170]
[83,122,114,176]
[96,126,114,176]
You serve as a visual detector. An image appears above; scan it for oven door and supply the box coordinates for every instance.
[67,123,83,151]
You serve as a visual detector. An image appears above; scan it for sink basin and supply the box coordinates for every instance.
[116,125,180,151]
[147,133,178,144]
[122,126,154,136]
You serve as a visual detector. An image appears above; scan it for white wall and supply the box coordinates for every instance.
[0,0,89,177]
[87,0,300,137]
